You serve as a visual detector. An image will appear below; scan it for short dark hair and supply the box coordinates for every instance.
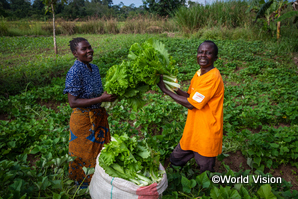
[69,37,88,53]
[197,40,218,57]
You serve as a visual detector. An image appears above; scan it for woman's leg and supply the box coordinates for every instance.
[170,143,194,167]
[193,152,216,173]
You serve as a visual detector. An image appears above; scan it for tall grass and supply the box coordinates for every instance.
[75,16,106,34]
[174,0,252,34]
[0,17,9,36]
[0,15,174,36]
[105,18,119,34]
[173,4,206,33]
[120,14,177,34]
[57,18,78,35]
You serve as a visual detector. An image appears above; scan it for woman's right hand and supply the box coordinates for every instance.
[100,91,117,102]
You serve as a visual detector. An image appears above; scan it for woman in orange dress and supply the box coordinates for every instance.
[157,40,224,173]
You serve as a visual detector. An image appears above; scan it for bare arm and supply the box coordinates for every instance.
[68,91,117,108]
[158,76,194,110]
[175,88,190,97]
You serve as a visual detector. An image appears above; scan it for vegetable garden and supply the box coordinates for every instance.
[0,34,298,198]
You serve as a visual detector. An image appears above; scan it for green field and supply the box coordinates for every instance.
[1,34,298,198]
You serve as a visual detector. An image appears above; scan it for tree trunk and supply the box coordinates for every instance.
[277,8,281,40]
[51,2,58,54]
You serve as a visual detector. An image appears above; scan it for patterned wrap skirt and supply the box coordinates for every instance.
[68,107,111,188]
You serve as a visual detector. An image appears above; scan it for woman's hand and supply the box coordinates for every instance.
[100,91,117,102]
[157,75,168,93]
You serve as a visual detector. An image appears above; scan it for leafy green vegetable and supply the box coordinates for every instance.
[102,39,179,111]
[98,133,163,186]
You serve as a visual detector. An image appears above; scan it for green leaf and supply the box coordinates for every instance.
[9,179,24,192]
[266,159,272,168]
[275,11,298,22]
[51,180,63,189]
[196,172,211,189]
[210,186,221,199]
[239,186,250,197]
[20,194,27,199]
[257,184,277,199]
[270,143,279,148]
[7,141,16,148]
[229,190,242,199]
[40,176,51,190]
[30,146,40,154]
[124,88,140,98]
[129,113,136,120]
[82,167,95,176]
[254,157,261,167]
[53,138,60,144]
[254,1,274,23]
[281,146,289,153]
[181,176,196,194]
[272,149,279,156]
[53,158,62,167]
[52,193,61,199]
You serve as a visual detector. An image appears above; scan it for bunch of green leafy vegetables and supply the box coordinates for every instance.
[98,133,164,186]
[103,39,179,111]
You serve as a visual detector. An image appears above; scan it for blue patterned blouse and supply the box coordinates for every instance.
[63,60,104,109]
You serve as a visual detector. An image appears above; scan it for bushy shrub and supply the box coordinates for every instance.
[105,18,119,34]
[57,18,78,35]
[0,17,8,36]
[77,16,105,34]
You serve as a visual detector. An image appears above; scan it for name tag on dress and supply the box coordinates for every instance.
[192,92,205,103]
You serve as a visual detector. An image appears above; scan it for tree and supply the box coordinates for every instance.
[143,0,186,16]
[275,0,298,29]
[9,0,31,18]
[32,0,45,18]
[63,0,86,19]
[0,0,10,17]
[248,0,295,39]
[43,0,67,54]
[187,0,198,7]
[102,0,112,7]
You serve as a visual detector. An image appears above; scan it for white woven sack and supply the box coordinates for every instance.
[89,153,168,199]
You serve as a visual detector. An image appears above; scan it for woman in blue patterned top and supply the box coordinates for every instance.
[63,37,117,188]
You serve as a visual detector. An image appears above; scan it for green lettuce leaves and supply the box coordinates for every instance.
[103,39,178,111]
[98,134,163,186]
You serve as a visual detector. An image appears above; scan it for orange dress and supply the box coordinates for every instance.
[180,68,224,157]
[68,107,110,187]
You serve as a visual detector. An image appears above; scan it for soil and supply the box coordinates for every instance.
[38,100,62,112]
[293,54,298,67]
[0,113,9,121]
[27,154,40,167]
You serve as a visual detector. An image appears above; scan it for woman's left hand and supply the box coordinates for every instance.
[157,75,167,93]
[101,91,117,102]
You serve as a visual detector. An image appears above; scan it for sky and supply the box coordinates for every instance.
[111,0,217,7]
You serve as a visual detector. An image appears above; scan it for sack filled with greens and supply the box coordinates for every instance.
[97,133,165,186]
